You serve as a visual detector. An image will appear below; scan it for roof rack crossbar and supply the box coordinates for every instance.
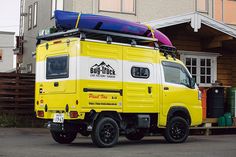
[159,45,177,60]
[37,28,158,43]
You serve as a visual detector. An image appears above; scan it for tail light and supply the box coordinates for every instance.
[70,111,78,118]
[37,111,44,117]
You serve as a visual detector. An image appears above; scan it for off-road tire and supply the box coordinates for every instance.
[91,117,119,148]
[164,116,189,143]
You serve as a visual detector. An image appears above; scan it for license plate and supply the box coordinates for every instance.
[53,113,64,123]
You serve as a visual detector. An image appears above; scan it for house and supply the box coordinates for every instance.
[19,0,236,88]
[144,12,236,87]
[0,31,15,72]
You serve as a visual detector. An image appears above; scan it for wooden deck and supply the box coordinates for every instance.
[190,118,236,135]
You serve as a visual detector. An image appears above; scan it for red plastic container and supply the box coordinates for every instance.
[200,88,207,120]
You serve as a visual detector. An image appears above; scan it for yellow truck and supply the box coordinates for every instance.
[35,28,202,147]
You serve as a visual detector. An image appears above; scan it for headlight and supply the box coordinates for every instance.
[198,90,202,100]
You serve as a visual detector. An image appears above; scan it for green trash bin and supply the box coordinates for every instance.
[218,116,226,127]
[224,113,232,126]
[227,88,236,117]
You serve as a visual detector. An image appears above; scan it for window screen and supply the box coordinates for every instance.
[46,55,69,79]
[131,66,150,79]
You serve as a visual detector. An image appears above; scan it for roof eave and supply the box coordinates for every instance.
[143,12,236,38]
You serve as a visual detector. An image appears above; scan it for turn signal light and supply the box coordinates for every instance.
[70,111,78,118]
[53,40,62,44]
[37,111,44,117]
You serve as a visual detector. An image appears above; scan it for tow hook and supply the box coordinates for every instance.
[87,125,93,131]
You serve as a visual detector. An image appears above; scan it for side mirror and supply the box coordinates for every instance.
[190,78,196,89]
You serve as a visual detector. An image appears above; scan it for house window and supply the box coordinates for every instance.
[99,0,135,14]
[196,0,208,12]
[181,54,217,87]
[131,66,150,79]
[27,63,32,73]
[28,5,32,30]
[51,0,64,18]
[0,49,3,61]
[33,2,38,27]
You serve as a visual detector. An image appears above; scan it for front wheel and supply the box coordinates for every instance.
[91,117,119,147]
[51,131,77,144]
[164,116,189,143]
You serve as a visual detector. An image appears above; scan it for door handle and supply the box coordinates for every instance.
[148,87,152,94]
[54,82,59,87]
[164,87,169,90]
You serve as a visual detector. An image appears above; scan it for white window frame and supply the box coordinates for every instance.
[28,5,32,30]
[27,63,32,73]
[51,0,64,18]
[33,2,38,28]
[180,51,219,87]
[99,0,136,14]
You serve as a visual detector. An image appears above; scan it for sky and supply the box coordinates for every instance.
[0,0,20,69]
[0,0,20,34]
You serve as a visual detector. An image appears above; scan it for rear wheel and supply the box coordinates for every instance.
[164,116,189,143]
[125,130,144,141]
[91,117,119,147]
[51,131,77,144]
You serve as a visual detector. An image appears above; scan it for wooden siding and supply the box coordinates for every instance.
[171,36,202,51]
[217,54,233,86]
[232,53,236,87]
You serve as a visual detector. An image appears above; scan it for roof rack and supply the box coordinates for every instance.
[36,28,158,48]
[159,45,177,60]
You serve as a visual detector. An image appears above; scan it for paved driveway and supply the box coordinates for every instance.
[0,128,235,157]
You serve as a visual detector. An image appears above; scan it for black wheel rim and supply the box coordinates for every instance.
[170,121,186,140]
[58,133,69,139]
[99,123,116,144]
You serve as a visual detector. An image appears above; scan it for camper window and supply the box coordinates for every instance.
[131,66,150,79]
[46,55,69,79]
